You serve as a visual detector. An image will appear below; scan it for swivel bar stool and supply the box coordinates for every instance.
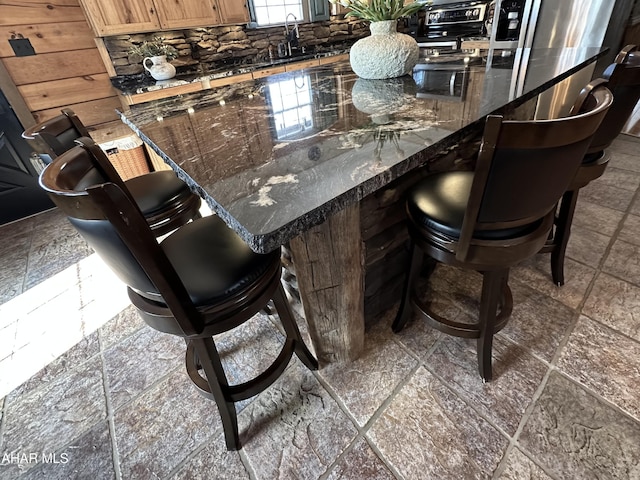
[541,44,640,285]
[392,84,613,381]
[23,109,201,236]
[38,138,318,450]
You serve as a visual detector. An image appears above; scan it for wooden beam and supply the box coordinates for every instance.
[289,203,365,364]
[0,58,35,128]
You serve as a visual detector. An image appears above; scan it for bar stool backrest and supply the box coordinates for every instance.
[39,143,201,336]
[573,44,640,155]
[22,109,90,165]
[457,84,613,260]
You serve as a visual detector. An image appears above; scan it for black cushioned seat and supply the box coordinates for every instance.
[158,215,279,305]
[126,170,197,216]
[407,172,542,240]
[40,142,318,451]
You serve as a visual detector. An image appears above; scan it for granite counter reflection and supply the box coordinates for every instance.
[120,46,606,364]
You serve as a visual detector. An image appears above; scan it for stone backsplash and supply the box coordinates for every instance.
[105,16,369,76]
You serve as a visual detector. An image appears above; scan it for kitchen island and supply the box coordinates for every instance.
[119,46,607,364]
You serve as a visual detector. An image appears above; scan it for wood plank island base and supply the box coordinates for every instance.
[119,47,607,365]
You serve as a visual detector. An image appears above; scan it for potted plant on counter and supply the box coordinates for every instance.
[330,0,431,79]
[129,37,179,81]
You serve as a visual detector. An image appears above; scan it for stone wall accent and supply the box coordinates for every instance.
[105,17,368,76]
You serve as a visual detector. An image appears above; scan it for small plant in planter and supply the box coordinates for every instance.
[129,37,179,61]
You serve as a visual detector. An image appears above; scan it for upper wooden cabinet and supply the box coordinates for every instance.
[80,0,161,36]
[154,0,220,29]
[80,0,249,36]
[217,0,250,25]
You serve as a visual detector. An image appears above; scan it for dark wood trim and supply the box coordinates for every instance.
[0,58,35,129]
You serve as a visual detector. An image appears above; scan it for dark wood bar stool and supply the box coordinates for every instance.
[23,109,202,236]
[38,142,318,450]
[392,85,613,381]
[541,44,640,285]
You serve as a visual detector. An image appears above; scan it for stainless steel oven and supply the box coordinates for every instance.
[407,0,490,51]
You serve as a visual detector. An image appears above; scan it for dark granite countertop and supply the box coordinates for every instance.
[111,47,351,95]
[119,46,607,253]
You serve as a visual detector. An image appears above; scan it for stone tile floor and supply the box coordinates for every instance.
[1,135,640,479]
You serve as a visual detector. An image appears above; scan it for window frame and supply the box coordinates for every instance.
[246,0,329,28]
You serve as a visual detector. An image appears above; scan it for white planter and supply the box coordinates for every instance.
[349,20,420,80]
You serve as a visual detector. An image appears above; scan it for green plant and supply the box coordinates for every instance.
[129,37,178,61]
[329,0,430,21]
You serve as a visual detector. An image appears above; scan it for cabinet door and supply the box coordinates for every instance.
[153,0,221,29]
[217,0,249,24]
[79,0,161,36]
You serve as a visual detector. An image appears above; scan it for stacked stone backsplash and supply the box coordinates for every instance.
[106,16,369,77]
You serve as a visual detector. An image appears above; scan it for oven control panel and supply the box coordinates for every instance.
[426,2,487,25]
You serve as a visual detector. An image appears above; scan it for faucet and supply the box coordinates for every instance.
[284,13,299,56]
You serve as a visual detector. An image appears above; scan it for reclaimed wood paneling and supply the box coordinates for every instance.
[0,0,86,26]
[0,22,95,58]
[33,96,122,127]
[18,73,115,111]
[0,1,120,128]
[4,49,107,84]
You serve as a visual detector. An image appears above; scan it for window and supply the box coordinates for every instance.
[248,0,329,27]
[252,0,305,27]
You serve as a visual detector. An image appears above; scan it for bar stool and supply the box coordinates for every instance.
[38,140,318,450]
[23,109,202,236]
[392,84,613,381]
[541,44,640,285]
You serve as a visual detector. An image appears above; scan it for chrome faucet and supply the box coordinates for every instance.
[284,13,299,56]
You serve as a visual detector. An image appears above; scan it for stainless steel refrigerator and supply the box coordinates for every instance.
[488,0,636,117]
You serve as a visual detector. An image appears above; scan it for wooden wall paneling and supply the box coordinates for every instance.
[0,22,96,58]
[3,49,107,84]
[33,96,122,127]
[0,0,87,26]
[1,1,120,128]
[18,72,116,111]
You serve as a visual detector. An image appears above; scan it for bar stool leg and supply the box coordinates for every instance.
[271,283,319,371]
[477,269,508,382]
[191,338,240,450]
[551,189,580,286]
[392,241,424,333]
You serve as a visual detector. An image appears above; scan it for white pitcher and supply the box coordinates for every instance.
[143,55,176,81]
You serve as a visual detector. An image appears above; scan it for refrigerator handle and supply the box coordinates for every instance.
[520,0,541,49]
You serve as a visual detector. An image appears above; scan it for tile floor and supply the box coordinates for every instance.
[1,135,640,479]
